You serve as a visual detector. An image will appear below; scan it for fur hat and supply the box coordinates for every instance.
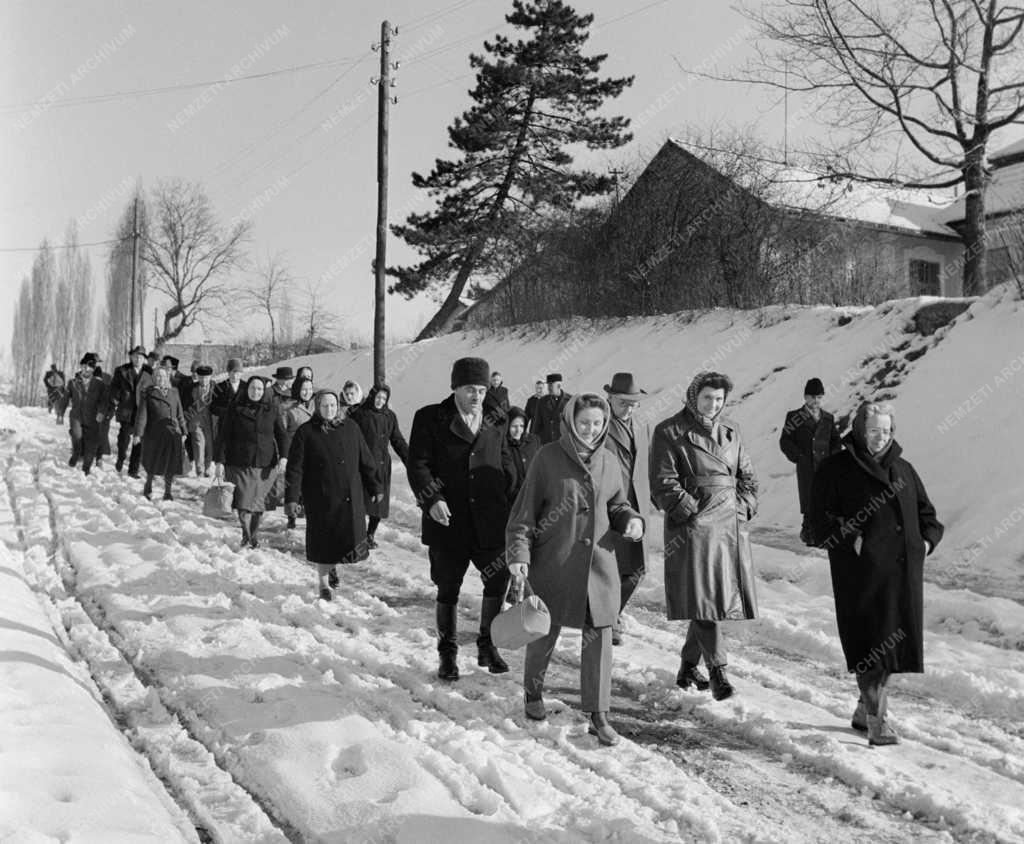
[546,373,563,384]
[804,377,825,396]
[451,357,490,389]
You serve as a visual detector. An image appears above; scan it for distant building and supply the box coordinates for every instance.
[157,343,245,374]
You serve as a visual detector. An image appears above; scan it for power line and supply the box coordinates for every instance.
[0,238,124,253]
[401,0,484,33]
[0,55,366,114]
[599,0,671,28]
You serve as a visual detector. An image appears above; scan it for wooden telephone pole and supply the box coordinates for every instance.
[372,21,396,388]
[129,195,140,347]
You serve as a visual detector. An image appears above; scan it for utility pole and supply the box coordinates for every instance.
[372,20,397,388]
[129,195,139,347]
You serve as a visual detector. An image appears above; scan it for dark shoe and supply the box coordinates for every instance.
[438,650,460,681]
[115,459,124,472]
[587,713,621,746]
[366,534,378,549]
[68,456,77,467]
[143,479,153,499]
[476,640,509,674]
[162,488,173,501]
[128,471,140,480]
[612,627,623,646]
[286,515,296,530]
[676,662,710,691]
[319,587,333,601]
[709,666,734,701]
[851,699,868,732]
[95,458,103,469]
[524,697,547,721]
[328,567,339,588]
[249,536,259,549]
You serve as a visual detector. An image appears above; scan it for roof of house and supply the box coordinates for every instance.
[936,139,1024,225]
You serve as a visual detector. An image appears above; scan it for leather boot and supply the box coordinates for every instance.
[676,661,710,691]
[867,715,899,746]
[436,602,459,681]
[162,480,173,501]
[249,512,262,548]
[709,665,734,701]
[851,696,868,731]
[587,712,621,746]
[476,596,509,673]
[142,477,153,499]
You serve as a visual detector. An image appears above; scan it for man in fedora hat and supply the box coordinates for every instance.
[779,377,842,545]
[270,365,295,423]
[536,373,573,444]
[67,353,108,475]
[107,345,154,476]
[184,365,216,476]
[408,356,516,681]
[603,373,652,645]
[212,358,245,438]
[160,355,183,391]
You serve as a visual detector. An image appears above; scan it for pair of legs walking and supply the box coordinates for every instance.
[854,664,898,745]
[143,473,175,500]
[429,546,510,680]
[678,620,733,700]
[69,424,101,475]
[612,554,644,645]
[236,509,263,548]
[523,608,619,746]
[115,422,142,476]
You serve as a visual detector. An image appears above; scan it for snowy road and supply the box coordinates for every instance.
[2,405,1023,842]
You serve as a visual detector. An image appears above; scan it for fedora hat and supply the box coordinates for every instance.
[273,366,294,380]
[127,344,147,357]
[603,372,646,398]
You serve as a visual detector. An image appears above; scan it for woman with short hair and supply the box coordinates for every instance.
[284,390,382,600]
[507,393,644,747]
[213,377,287,548]
[811,401,943,746]
[282,376,315,529]
[650,371,759,702]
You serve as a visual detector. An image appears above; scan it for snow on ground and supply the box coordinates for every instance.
[1,285,1023,842]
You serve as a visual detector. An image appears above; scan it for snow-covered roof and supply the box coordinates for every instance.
[767,167,960,237]
[936,155,1024,225]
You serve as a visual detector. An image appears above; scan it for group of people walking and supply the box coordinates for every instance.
[46,348,944,751]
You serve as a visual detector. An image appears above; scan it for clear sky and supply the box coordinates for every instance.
[1,0,816,357]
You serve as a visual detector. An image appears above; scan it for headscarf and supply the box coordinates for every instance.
[507,406,528,444]
[685,370,733,434]
[560,393,610,463]
[365,383,391,411]
[312,389,343,432]
[291,375,314,402]
[241,376,272,408]
[341,380,363,406]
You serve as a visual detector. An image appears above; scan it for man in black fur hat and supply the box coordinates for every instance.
[536,372,573,444]
[779,377,842,545]
[408,356,516,682]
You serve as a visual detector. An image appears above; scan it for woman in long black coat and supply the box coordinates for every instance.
[811,401,943,746]
[346,384,409,548]
[503,406,541,502]
[284,390,382,600]
[214,377,287,549]
[133,367,187,500]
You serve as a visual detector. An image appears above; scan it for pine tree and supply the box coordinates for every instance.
[389,0,633,339]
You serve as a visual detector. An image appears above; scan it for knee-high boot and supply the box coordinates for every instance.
[436,602,459,681]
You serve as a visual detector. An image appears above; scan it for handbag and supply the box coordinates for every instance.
[490,578,550,650]
[203,482,234,519]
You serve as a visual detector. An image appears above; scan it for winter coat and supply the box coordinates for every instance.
[506,398,641,629]
[107,363,155,424]
[183,382,215,440]
[44,369,67,403]
[487,384,510,414]
[282,401,313,459]
[348,393,410,520]
[535,392,573,444]
[651,406,759,620]
[604,412,653,576]
[285,417,382,565]
[134,386,187,477]
[408,393,513,552]
[810,435,943,674]
[524,394,544,435]
[215,395,287,469]
[779,407,842,513]
[68,374,107,437]
[503,433,541,502]
[211,378,245,419]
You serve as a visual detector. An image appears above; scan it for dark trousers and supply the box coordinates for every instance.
[428,545,509,604]
[680,620,726,667]
[116,421,142,473]
[70,423,101,471]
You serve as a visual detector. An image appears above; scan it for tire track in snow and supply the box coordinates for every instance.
[4,448,293,844]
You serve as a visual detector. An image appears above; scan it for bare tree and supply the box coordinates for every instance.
[103,190,148,362]
[706,0,1024,295]
[53,221,94,371]
[11,243,57,405]
[242,252,292,358]
[298,280,340,355]
[143,179,249,347]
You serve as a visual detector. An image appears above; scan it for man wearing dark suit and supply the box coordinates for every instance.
[603,373,652,646]
[523,379,545,435]
[408,357,515,682]
[779,377,842,545]
[107,345,154,477]
[68,353,108,475]
[535,373,573,444]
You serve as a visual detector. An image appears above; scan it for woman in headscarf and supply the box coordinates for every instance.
[340,380,363,418]
[811,402,943,746]
[281,376,316,529]
[503,405,541,503]
[506,393,644,747]
[649,371,759,703]
[346,384,409,548]
[296,365,314,382]
[284,390,382,600]
[213,376,287,548]
[133,366,187,500]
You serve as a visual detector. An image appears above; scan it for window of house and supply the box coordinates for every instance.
[909,259,940,295]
